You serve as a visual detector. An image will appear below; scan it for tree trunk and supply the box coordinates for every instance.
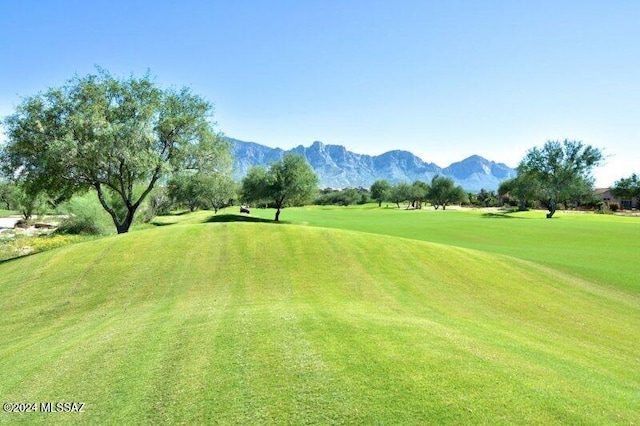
[546,199,557,218]
[378,200,382,207]
[116,221,130,234]
[274,208,281,222]
[114,208,136,234]
[95,177,158,234]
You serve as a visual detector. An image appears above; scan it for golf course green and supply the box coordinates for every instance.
[1,207,638,424]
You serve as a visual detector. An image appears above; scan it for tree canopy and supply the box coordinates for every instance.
[516,139,603,218]
[370,180,391,207]
[427,175,466,210]
[611,173,640,202]
[410,180,430,209]
[240,154,318,221]
[1,69,229,233]
[389,182,412,209]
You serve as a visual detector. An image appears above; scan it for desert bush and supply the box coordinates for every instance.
[135,186,173,223]
[58,215,104,235]
[57,193,112,235]
[147,186,173,216]
[314,187,371,206]
[26,234,85,252]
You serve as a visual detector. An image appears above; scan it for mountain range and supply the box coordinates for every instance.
[228,138,516,192]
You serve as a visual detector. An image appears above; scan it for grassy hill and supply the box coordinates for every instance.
[244,205,640,293]
[1,216,639,424]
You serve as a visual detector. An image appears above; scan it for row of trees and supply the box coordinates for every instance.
[370,176,467,210]
[231,142,604,219]
[314,187,371,206]
[367,140,609,218]
[314,185,507,209]
[166,173,236,213]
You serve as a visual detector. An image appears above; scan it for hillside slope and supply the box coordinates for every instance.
[1,221,638,424]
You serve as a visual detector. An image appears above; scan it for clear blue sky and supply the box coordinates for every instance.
[1,0,638,186]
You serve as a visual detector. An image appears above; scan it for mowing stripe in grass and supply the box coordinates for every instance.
[1,222,638,423]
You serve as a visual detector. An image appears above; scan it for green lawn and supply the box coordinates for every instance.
[244,205,640,294]
[1,215,639,424]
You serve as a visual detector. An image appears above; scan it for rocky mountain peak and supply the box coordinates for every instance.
[229,138,516,191]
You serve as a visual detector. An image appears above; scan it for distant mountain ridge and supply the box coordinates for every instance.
[228,138,516,192]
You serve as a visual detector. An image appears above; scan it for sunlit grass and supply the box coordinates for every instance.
[0,233,91,261]
[1,221,639,423]
[245,204,640,293]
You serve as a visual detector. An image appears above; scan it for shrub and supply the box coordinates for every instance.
[58,214,104,235]
[57,193,112,235]
[26,234,85,252]
[609,203,619,212]
[147,187,173,216]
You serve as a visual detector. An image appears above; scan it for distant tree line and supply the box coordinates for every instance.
[314,187,371,206]
[364,176,467,210]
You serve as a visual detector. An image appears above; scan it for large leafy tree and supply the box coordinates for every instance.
[499,174,541,211]
[517,139,603,218]
[427,175,466,210]
[200,174,237,213]
[389,182,412,209]
[240,154,318,221]
[167,173,205,212]
[1,69,228,233]
[410,180,430,209]
[476,188,498,207]
[370,179,391,207]
[168,172,235,213]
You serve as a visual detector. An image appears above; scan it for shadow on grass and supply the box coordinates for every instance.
[481,212,521,219]
[149,221,175,227]
[0,253,35,265]
[148,210,193,227]
[204,214,280,224]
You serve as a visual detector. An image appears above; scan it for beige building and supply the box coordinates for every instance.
[596,188,638,210]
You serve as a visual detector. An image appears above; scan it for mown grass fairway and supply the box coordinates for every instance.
[246,205,640,294]
[1,211,639,424]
